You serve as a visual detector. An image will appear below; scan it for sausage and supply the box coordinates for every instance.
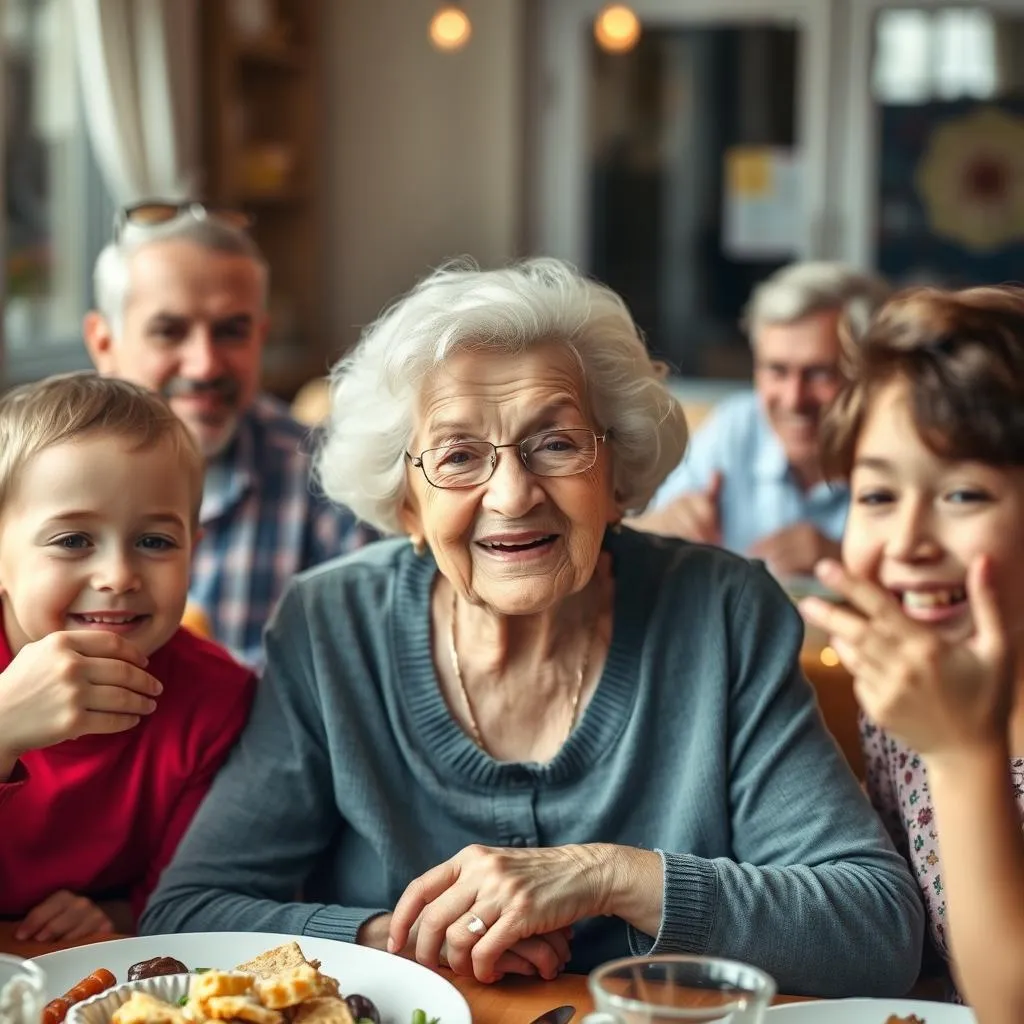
[42,969,117,1024]
[41,997,70,1024]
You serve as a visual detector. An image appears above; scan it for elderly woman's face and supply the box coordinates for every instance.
[401,344,617,615]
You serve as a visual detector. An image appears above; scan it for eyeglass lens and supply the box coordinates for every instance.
[422,429,599,487]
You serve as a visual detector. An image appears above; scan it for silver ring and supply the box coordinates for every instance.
[466,913,488,935]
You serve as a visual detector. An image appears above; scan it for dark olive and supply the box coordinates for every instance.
[126,957,189,981]
[344,994,381,1024]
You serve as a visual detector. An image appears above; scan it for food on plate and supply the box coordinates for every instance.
[127,961,189,983]
[109,992,188,1024]
[291,998,355,1024]
[114,965,343,1024]
[66,943,436,1024]
[339,996,378,1024]
[236,945,322,979]
[42,970,117,1024]
[883,1015,925,1024]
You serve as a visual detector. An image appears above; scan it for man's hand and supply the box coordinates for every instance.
[631,471,723,545]
[749,522,840,577]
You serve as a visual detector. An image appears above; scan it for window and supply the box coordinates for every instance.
[3,0,113,384]
[873,7,997,104]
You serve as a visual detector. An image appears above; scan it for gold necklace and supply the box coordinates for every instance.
[447,588,591,753]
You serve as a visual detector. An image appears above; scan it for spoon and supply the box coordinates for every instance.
[529,1006,576,1024]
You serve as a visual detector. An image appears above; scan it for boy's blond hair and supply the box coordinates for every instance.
[0,371,204,520]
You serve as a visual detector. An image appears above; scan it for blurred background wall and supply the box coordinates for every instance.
[6,0,1024,398]
[326,0,525,354]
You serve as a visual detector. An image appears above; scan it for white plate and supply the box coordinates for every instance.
[765,997,976,1022]
[29,932,470,1024]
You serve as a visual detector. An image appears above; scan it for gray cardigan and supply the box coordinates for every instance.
[141,529,924,995]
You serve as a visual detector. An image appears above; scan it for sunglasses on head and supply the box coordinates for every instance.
[114,200,254,240]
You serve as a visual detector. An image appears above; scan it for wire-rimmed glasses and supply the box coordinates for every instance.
[406,428,608,489]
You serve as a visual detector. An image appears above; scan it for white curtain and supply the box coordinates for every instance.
[71,0,199,204]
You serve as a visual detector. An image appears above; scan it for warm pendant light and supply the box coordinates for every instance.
[429,5,472,52]
[594,4,641,54]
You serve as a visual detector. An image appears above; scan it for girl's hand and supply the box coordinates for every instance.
[800,556,1014,760]
[389,843,608,983]
[15,890,115,942]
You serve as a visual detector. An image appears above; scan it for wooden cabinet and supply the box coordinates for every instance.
[199,0,327,399]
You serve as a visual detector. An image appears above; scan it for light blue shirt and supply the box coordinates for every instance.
[651,390,849,556]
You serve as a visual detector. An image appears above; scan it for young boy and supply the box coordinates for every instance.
[0,372,255,940]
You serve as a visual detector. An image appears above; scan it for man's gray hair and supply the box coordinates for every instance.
[315,257,689,534]
[93,217,270,335]
[743,261,890,344]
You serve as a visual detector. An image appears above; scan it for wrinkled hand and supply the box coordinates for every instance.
[799,557,1014,760]
[633,471,723,545]
[750,522,839,577]
[388,844,609,983]
[375,913,572,983]
[0,631,161,767]
[15,890,115,942]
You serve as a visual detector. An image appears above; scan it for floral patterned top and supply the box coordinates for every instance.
[861,714,1024,997]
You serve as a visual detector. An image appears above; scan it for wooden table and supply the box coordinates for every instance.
[0,924,809,1023]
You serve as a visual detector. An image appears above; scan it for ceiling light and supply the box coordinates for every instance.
[430,6,472,52]
[595,4,641,54]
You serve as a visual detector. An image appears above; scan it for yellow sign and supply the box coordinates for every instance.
[726,148,773,197]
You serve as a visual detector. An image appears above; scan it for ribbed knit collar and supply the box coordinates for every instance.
[391,528,654,788]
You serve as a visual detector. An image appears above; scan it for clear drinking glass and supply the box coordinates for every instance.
[0,955,46,1024]
[585,954,776,1024]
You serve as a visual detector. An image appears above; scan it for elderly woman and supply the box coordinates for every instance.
[141,259,923,994]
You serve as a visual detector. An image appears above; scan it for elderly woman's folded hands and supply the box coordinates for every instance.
[387,842,661,983]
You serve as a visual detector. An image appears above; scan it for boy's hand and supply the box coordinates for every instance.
[14,889,115,942]
[0,631,162,766]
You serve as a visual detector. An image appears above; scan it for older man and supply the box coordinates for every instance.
[633,262,888,577]
[83,203,370,667]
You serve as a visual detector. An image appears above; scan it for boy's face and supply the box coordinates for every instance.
[843,379,1024,647]
[0,434,196,657]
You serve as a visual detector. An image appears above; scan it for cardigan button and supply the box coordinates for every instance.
[508,836,527,847]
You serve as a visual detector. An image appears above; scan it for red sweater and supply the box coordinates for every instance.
[0,625,255,921]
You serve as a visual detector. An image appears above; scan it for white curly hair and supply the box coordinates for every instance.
[315,257,689,534]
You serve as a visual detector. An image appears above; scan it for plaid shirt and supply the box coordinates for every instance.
[189,394,372,669]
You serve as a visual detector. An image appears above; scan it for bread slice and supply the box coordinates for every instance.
[112,992,190,1024]
[235,943,312,978]
[292,998,356,1024]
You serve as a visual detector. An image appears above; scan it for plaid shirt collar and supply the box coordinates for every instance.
[200,416,257,524]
